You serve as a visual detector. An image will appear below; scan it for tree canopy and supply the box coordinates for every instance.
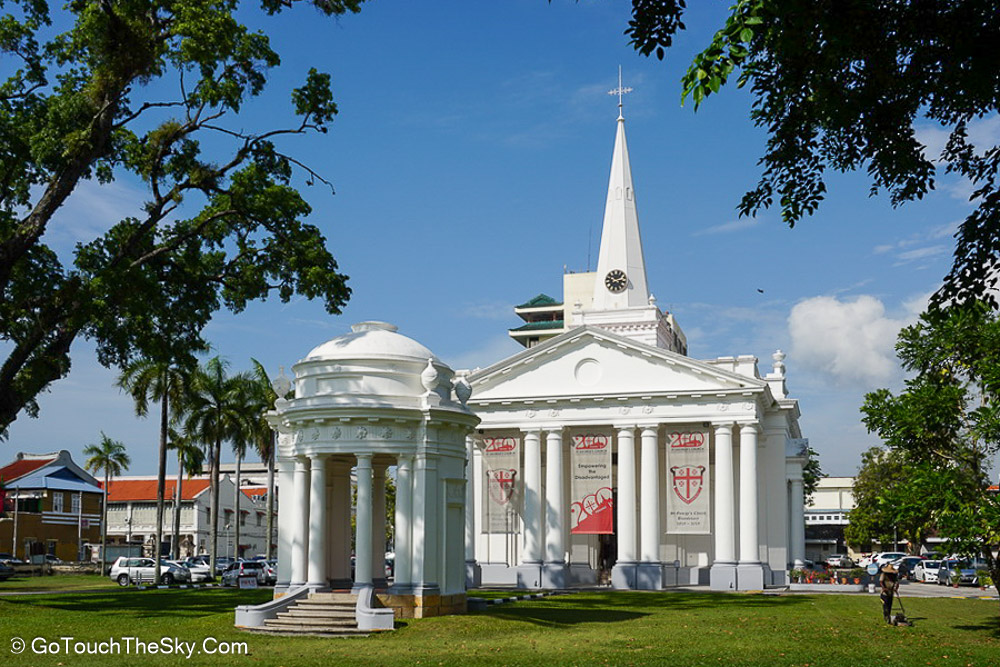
[623,0,1000,307]
[860,302,1000,617]
[0,0,363,437]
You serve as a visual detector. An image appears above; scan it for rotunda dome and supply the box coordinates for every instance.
[305,321,438,362]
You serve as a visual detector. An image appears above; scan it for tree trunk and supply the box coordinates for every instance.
[234,452,242,559]
[209,435,220,578]
[172,449,183,560]
[101,469,109,575]
[266,432,275,560]
[154,392,168,584]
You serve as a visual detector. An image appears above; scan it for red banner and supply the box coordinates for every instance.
[570,432,614,534]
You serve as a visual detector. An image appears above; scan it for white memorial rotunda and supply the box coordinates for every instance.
[269,321,479,618]
[464,97,810,592]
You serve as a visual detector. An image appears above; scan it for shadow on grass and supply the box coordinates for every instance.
[485,605,645,628]
[0,588,272,620]
[953,621,1000,638]
[475,591,813,628]
[538,591,814,611]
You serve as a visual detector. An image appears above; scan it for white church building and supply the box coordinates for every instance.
[252,93,811,629]
[463,100,809,592]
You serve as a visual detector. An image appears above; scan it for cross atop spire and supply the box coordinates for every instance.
[607,66,633,118]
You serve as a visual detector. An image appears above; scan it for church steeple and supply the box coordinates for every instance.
[592,78,650,311]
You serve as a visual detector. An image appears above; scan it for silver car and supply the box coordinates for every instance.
[109,557,191,586]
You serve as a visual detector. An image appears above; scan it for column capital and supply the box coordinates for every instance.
[711,422,734,432]
[520,426,543,436]
[613,424,638,432]
[736,421,761,433]
[542,426,565,436]
[356,453,373,467]
[639,424,659,437]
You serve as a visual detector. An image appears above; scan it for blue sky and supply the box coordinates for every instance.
[5,1,985,478]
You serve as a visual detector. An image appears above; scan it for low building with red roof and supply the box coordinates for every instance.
[104,474,276,559]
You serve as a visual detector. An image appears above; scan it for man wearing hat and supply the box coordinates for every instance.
[879,563,900,623]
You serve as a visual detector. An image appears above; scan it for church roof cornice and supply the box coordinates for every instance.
[469,324,768,392]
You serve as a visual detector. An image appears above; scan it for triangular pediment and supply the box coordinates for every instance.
[469,326,765,402]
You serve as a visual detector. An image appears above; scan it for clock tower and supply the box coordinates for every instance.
[578,79,686,354]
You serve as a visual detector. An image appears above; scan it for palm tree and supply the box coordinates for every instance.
[245,359,289,560]
[167,429,204,559]
[83,433,131,574]
[230,407,250,560]
[117,357,191,584]
[184,357,242,576]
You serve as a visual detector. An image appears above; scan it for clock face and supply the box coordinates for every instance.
[605,269,628,293]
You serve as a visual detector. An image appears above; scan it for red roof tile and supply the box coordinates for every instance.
[241,487,267,500]
[0,456,56,483]
[107,478,211,502]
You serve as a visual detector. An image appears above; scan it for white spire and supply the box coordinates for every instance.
[592,73,650,311]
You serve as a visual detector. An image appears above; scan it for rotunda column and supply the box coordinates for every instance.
[354,453,373,590]
[289,455,310,587]
[390,454,413,592]
[372,462,388,587]
[307,454,328,588]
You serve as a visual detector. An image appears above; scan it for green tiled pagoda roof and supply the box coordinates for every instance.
[509,320,565,333]
[515,294,563,309]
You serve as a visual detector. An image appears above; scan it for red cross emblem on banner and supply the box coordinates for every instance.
[670,465,705,504]
[487,469,517,506]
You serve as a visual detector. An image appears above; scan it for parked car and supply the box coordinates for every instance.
[214,556,236,575]
[913,559,941,583]
[108,557,191,586]
[43,554,63,564]
[166,559,211,583]
[0,553,23,565]
[937,559,979,586]
[0,562,14,581]
[825,554,855,568]
[875,552,908,567]
[261,560,277,585]
[890,556,925,579]
[221,560,268,586]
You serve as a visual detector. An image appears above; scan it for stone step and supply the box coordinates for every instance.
[281,608,355,619]
[297,598,355,608]
[267,616,357,628]
[275,611,357,625]
[307,592,357,603]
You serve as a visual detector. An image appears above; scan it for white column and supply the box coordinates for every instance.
[639,426,660,563]
[738,423,760,564]
[372,463,387,583]
[290,456,310,586]
[307,454,327,587]
[522,429,543,563]
[544,429,565,564]
[354,454,373,587]
[616,427,637,563]
[275,455,295,590]
[392,455,413,590]
[713,424,735,563]
[465,435,476,563]
[411,452,439,589]
[789,476,806,567]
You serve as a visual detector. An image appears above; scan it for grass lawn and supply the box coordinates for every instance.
[0,574,117,592]
[1,588,998,666]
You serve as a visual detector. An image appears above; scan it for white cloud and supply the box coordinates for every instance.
[461,300,516,321]
[873,220,960,266]
[692,217,760,236]
[788,295,925,388]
